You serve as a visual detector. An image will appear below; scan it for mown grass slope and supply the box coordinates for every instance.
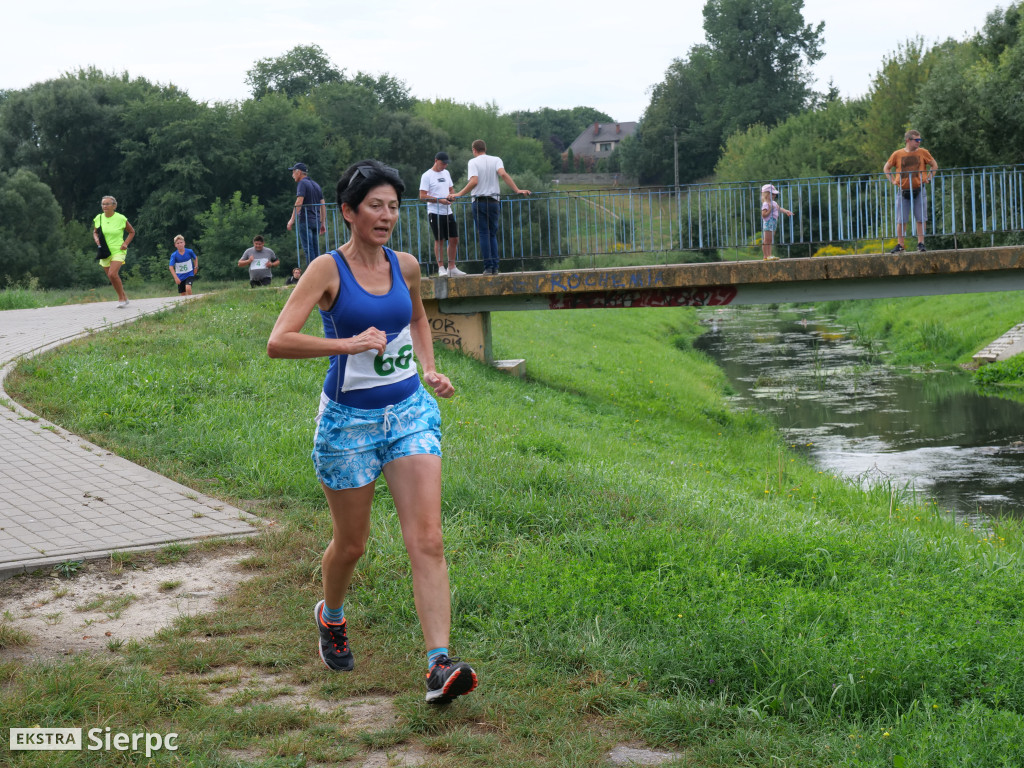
[3,288,1023,767]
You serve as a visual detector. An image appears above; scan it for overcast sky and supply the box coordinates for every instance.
[3,0,1010,123]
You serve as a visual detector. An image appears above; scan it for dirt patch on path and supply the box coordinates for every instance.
[0,545,647,767]
[0,546,253,660]
[0,546,433,766]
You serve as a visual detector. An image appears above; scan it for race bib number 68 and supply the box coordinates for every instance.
[374,345,413,376]
[341,326,418,393]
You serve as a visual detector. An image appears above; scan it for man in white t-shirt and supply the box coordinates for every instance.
[451,139,531,275]
[419,152,465,277]
[238,235,280,287]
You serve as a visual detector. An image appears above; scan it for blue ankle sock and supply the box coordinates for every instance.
[428,647,448,669]
[322,603,344,624]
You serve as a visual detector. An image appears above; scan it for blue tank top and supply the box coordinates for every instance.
[320,247,420,409]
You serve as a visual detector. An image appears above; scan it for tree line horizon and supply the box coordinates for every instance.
[1,0,1021,290]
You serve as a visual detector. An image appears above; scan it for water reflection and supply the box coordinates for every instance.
[695,307,1024,520]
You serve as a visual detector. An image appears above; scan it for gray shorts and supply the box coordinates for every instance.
[896,189,927,224]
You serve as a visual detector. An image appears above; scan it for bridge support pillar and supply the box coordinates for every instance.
[423,300,493,363]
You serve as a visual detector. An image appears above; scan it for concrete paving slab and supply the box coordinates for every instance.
[0,296,261,579]
[973,321,1024,365]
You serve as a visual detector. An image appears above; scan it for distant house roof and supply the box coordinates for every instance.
[566,122,638,158]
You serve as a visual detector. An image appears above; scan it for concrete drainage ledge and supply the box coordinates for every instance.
[493,358,527,377]
[606,745,683,766]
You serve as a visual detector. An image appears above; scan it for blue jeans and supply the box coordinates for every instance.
[472,198,501,272]
[297,222,321,266]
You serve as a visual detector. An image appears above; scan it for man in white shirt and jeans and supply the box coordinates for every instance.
[452,139,531,275]
[419,152,465,277]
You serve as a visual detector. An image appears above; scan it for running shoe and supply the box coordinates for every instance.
[917,242,927,252]
[890,244,905,254]
[447,266,467,277]
[438,266,449,277]
[425,654,478,704]
[117,300,130,308]
[314,600,354,672]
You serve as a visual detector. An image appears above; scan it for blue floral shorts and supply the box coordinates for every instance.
[311,386,442,490]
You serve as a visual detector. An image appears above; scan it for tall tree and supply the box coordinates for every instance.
[622,48,720,183]
[857,38,937,171]
[0,169,72,287]
[975,1,1023,59]
[914,2,1024,167]
[230,92,334,219]
[372,112,452,195]
[701,0,824,136]
[625,0,825,184]
[313,80,396,165]
[0,68,169,222]
[245,44,345,100]
[350,71,415,112]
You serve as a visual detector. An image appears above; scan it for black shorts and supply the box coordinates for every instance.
[250,276,272,287]
[176,276,195,294]
[428,213,458,241]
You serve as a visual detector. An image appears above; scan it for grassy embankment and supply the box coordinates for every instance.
[828,292,1024,400]
[3,287,1024,766]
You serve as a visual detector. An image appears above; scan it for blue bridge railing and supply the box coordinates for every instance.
[292,164,1024,272]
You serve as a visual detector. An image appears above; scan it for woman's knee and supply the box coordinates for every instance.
[326,538,366,566]
[408,531,445,563]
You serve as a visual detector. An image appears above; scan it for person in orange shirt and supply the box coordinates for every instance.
[883,129,938,253]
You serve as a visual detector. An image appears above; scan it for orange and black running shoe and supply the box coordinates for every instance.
[425,654,478,704]
[314,600,354,672]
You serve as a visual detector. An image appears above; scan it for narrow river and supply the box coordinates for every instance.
[694,306,1024,521]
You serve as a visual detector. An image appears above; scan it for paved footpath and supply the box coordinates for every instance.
[0,297,260,579]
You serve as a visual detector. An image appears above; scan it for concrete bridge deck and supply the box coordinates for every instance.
[421,246,1024,361]
[425,246,1024,313]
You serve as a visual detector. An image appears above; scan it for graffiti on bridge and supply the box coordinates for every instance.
[507,268,671,294]
[428,316,463,351]
[507,268,737,308]
[548,285,737,310]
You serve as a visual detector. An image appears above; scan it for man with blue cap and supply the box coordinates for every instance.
[287,162,326,266]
